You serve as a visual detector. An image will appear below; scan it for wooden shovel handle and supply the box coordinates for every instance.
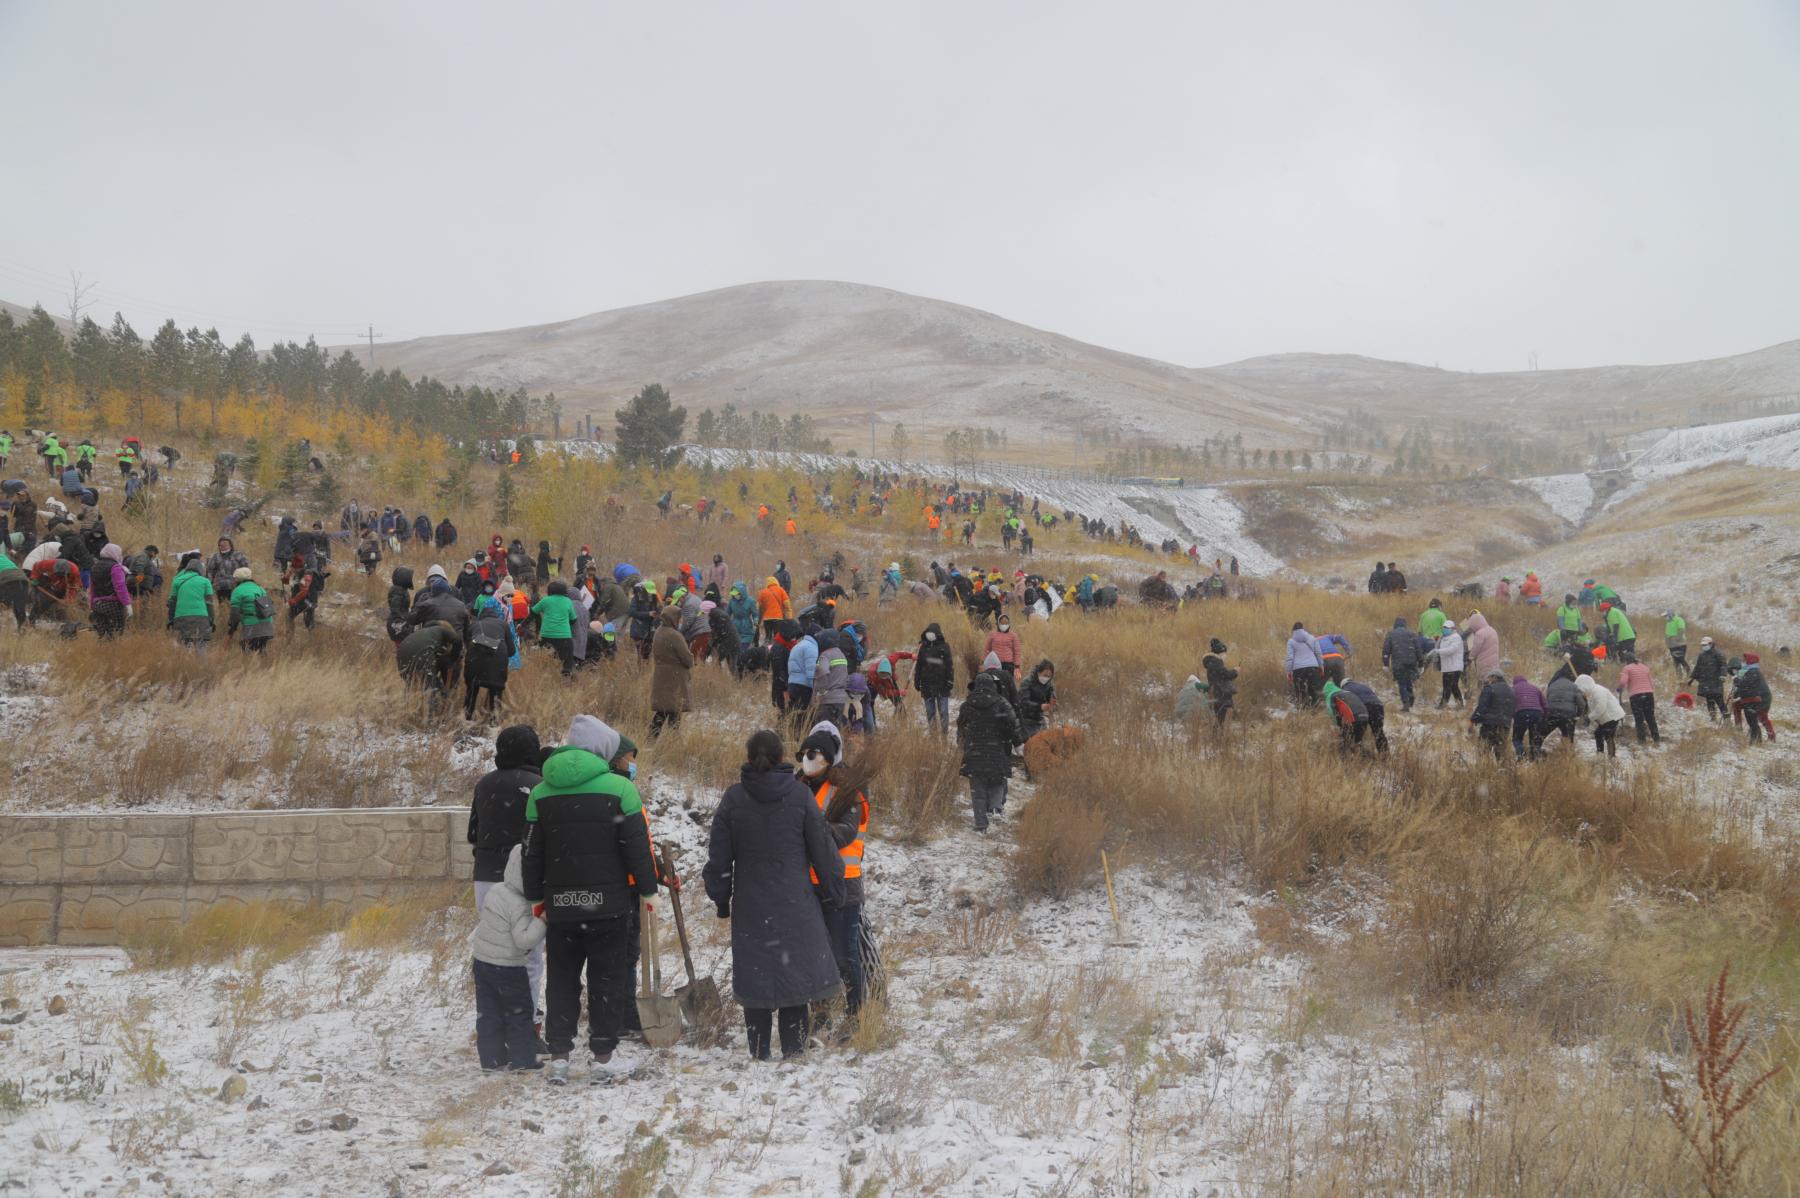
[661,843,700,989]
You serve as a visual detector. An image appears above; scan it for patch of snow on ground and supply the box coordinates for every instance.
[1518,473,1593,526]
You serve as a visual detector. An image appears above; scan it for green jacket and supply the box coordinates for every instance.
[75,442,96,463]
[167,567,213,621]
[0,433,13,454]
[1554,603,1582,632]
[1594,584,1619,604]
[525,747,643,822]
[1418,607,1448,639]
[229,580,272,628]
[531,593,576,639]
[1664,615,1686,643]
[1606,607,1635,642]
[44,439,66,465]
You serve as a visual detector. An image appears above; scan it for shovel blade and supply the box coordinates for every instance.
[636,996,683,1048]
[675,976,724,1022]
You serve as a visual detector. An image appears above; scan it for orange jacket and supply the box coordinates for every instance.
[758,579,790,621]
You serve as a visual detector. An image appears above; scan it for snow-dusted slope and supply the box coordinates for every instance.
[1634,413,1800,474]
[562,442,1284,572]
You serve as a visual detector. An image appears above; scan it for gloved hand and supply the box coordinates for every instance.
[531,903,545,919]
[124,605,133,619]
[715,900,730,920]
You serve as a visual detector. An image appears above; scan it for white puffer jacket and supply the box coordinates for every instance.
[469,845,547,968]
[1574,674,1626,724]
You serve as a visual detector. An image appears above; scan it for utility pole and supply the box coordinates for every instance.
[362,324,384,368]
[868,411,876,458]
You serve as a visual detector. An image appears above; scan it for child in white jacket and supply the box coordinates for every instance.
[1574,672,1625,758]
[470,844,547,1071]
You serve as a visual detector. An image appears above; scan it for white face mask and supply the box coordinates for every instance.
[1038,674,1051,685]
[801,754,829,778]
[998,622,1010,632]
[925,632,937,642]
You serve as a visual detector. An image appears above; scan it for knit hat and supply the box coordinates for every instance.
[1209,637,1228,655]
[800,721,843,765]
[565,714,620,762]
[232,566,253,580]
[426,564,447,581]
[611,734,638,764]
[982,651,1003,672]
[494,725,541,771]
[1744,652,1760,665]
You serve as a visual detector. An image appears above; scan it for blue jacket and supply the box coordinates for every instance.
[1285,629,1322,671]
[1316,633,1351,658]
[787,635,819,687]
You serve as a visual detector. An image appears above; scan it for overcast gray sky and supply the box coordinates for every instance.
[2,0,1797,372]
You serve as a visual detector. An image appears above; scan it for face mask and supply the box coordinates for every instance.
[802,754,828,778]
[998,623,1010,632]
[1038,675,1051,685]
[627,763,637,780]
[925,632,937,642]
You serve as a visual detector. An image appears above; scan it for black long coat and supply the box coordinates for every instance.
[703,764,845,1010]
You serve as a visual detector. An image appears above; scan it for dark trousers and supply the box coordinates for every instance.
[649,710,680,738]
[543,918,633,1058]
[1669,645,1688,671]
[1629,693,1660,743]
[91,598,125,639]
[785,684,814,732]
[1546,716,1578,743]
[1291,666,1322,706]
[546,636,574,676]
[1594,719,1619,757]
[969,775,1007,831]
[1439,670,1464,707]
[1512,710,1546,759]
[1734,700,1774,742]
[2,578,32,630]
[1701,692,1728,721]
[473,959,540,1071]
[1477,723,1506,760]
[464,677,504,719]
[1366,703,1388,752]
[745,1005,809,1060]
[823,903,865,1015]
[1391,665,1417,710]
[1323,658,1346,684]
[762,618,781,645]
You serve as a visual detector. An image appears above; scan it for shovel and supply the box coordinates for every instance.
[635,898,683,1048]
[661,844,723,1024]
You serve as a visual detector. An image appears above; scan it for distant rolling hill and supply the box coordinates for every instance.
[345,280,1800,450]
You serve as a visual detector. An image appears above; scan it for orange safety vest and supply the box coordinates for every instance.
[785,519,797,535]
[511,591,528,621]
[809,781,867,882]
[928,514,940,530]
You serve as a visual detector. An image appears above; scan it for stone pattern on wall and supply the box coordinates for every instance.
[0,808,474,946]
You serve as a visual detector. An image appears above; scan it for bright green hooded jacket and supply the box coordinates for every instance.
[167,564,213,620]
[229,580,272,629]
[1418,606,1448,639]
[531,592,576,639]
[1605,607,1636,642]
[524,747,642,822]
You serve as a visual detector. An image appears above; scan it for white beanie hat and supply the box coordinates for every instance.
[426,564,448,581]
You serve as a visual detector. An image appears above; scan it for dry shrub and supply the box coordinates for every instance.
[339,885,462,953]
[1011,758,1107,900]
[1397,830,1554,997]
[129,900,339,970]
[851,720,963,843]
[1659,962,1785,1198]
[1021,724,1083,776]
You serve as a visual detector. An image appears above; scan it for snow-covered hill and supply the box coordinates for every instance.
[562,441,1285,573]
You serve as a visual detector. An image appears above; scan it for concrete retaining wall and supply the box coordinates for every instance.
[0,808,474,946]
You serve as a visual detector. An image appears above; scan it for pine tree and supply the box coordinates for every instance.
[614,383,687,469]
[695,407,718,445]
[495,471,516,524]
[890,423,911,460]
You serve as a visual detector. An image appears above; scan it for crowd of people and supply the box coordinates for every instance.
[1266,574,1779,757]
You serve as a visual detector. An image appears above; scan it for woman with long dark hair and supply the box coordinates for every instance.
[703,730,845,1060]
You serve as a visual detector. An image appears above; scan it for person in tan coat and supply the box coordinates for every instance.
[650,606,694,738]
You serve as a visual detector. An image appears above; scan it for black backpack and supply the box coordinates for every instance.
[252,591,275,621]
